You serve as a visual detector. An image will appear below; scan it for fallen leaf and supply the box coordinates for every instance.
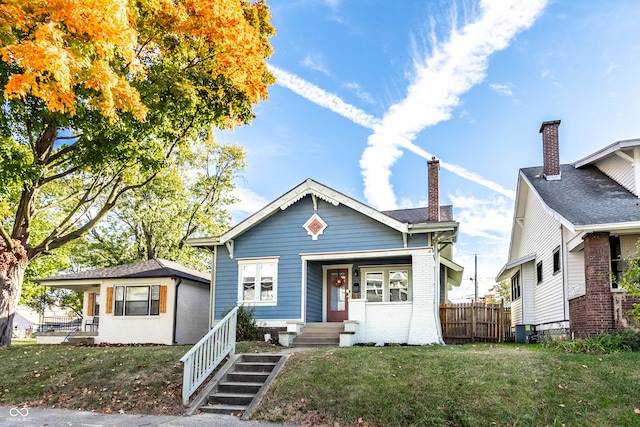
[559,404,565,408]
[581,365,588,369]
[635,408,640,415]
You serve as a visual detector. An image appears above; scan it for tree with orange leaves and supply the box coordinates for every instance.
[0,0,275,346]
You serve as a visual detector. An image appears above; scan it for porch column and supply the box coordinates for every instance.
[569,232,614,337]
[408,249,443,345]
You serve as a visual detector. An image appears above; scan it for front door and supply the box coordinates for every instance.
[327,268,348,322]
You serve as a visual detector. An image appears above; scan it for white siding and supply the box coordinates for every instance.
[596,156,635,195]
[511,186,565,327]
[96,278,175,345]
[566,249,585,299]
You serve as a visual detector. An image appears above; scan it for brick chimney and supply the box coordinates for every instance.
[539,120,561,180]
[427,157,440,222]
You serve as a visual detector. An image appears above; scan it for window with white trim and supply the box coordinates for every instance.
[238,258,278,305]
[362,266,411,302]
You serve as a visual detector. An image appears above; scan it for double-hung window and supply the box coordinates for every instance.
[363,266,411,302]
[114,285,161,316]
[511,271,521,300]
[238,258,278,305]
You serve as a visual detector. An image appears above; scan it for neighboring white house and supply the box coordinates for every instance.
[36,259,211,345]
[497,120,640,338]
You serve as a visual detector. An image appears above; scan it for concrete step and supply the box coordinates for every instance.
[217,381,264,394]
[226,371,271,383]
[241,354,282,364]
[234,361,276,372]
[200,403,248,415]
[209,392,255,406]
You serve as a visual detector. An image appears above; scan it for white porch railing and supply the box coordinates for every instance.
[180,306,238,406]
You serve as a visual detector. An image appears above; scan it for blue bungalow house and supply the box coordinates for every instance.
[188,158,463,345]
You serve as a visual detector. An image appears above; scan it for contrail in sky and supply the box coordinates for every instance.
[268,0,547,209]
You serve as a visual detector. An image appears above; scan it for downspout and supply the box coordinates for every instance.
[172,278,183,345]
[560,225,567,323]
[432,235,445,345]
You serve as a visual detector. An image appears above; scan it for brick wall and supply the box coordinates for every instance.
[427,158,440,221]
[569,232,614,337]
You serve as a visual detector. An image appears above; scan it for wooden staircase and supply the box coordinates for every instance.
[290,322,343,348]
[192,353,287,417]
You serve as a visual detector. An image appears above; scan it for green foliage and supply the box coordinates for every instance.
[224,305,261,342]
[544,330,640,354]
[619,242,640,321]
[489,279,512,303]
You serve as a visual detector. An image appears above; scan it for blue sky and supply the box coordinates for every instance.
[215,0,640,301]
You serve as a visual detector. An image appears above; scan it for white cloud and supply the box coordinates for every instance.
[229,187,270,223]
[489,82,514,96]
[361,0,548,209]
[269,64,381,129]
[448,193,513,239]
[343,82,375,104]
[301,54,329,74]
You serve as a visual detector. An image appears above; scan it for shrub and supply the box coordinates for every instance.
[544,330,640,354]
[223,305,261,342]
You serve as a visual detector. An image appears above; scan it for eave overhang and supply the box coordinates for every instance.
[187,179,459,249]
[496,253,536,282]
[573,138,640,168]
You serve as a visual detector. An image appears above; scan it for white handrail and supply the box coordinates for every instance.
[180,306,238,406]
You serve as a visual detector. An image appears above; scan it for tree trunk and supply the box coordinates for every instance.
[0,258,29,347]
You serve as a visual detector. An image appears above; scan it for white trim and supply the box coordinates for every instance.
[360,265,412,303]
[217,179,408,245]
[519,171,576,233]
[237,258,279,306]
[496,253,536,282]
[210,246,217,328]
[634,146,640,197]
[300,247,433,261]
[301,259,307,322]
[303,213,328,240]
[573,138,640,168]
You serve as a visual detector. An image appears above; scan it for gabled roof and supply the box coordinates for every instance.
[36,258,210,284]
[521,164,640,230]
[188,179,458,247]
[574,138,640,168]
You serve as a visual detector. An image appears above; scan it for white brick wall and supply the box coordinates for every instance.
[407,251,442,344]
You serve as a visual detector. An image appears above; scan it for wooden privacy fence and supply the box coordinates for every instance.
[439,302,512,344]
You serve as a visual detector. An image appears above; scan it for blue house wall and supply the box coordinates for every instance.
[213,195,430,320]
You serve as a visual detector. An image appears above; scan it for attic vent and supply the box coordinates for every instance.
[303,213,328,241]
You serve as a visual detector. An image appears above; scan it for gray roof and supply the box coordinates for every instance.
[382,205,454,224]
[37,259,210,284]
[521,164,640,226]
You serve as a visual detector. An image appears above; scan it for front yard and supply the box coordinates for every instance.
[1,341,639,426]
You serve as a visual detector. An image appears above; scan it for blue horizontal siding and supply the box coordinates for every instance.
[214,196,430,320]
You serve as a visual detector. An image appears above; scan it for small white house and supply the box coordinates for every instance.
[36,259,211,345]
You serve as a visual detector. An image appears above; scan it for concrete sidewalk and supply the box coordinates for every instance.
[0,406,295,427]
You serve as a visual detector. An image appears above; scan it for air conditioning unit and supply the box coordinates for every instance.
[514,324,536,344]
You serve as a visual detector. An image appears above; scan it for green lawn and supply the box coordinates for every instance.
[253,344,640,427]
[2,341,639,426]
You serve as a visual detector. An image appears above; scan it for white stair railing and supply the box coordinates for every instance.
[180,306,238,406]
